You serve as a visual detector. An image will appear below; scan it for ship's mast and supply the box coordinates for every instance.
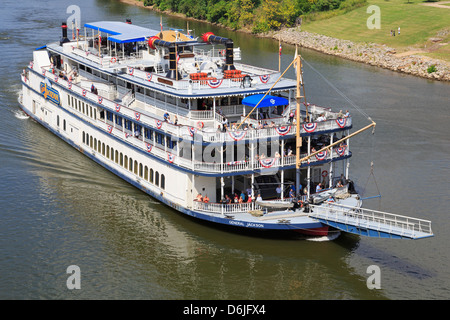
[295,54,303,197]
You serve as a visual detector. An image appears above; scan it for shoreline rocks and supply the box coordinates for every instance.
[267,28,449,81]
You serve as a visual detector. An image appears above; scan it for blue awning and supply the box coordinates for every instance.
[242,94,289,108]
[84,21,159,44]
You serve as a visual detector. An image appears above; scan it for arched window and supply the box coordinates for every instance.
[150,169,154,183]
[155,171,159,186]
[161,174,165,190]
[144,166,148,180]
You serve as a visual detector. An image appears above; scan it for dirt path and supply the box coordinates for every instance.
[420,1,450,9]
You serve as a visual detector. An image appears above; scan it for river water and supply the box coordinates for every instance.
[1,0,449,300]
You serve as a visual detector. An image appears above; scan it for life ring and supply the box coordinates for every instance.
[219,50,225,56]
[110,57,117,63]
[197,121,204,129]
[322,170,328,178]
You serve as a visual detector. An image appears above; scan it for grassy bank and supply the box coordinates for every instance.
[300,0,450,62]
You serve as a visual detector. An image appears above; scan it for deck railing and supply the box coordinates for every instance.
[193,200,261,215]
[309,203,433,238]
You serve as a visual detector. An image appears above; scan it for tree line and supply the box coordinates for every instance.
[141,0,367,33]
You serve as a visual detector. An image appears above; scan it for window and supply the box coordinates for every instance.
[155,171,159,186]
[115,150,119,164]
[120,152,123,166]
[134,160,138,175]
[150,169,154,183]
[144,166,148,180]
[82,131,85,144]
[124,155,128,168]
[115,115,123,127]
[63,119,66,131]
[129,157,133,171]
[139,163,143,177]
[161,174,165,190]
[102,143,105,156]
[145,128,153,140]
[57,115,60,127]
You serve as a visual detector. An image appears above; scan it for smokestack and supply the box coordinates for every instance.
[60,22,70,45]
[148,36,181,80]
[201,32,235,71]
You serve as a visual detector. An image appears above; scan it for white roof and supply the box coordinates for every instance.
[84,21,159,43]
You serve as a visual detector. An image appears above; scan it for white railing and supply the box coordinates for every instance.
[309,203,433,238]
[193,201,261,215]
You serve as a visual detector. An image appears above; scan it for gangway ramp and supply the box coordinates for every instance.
[308,203,433,239]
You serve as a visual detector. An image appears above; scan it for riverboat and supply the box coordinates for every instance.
[19,20,433,239]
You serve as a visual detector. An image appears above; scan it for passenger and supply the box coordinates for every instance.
[174,115,178,125]
[240,191,246,202]
[316,183,323,193]
[337,180,344,188]
[256,194,262,202]
[225,195,231,204]
[327,195,335,203]
[195,193,203,202]
[247,194,252,203]
[289,188,295,198]
[345,110,350,118]
[203,195,209,203]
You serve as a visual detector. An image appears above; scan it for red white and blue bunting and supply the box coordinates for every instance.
[68,82,72,90]
[275,126,291,136]
[303,123,317,133]
[334,146,346,157]
[107,125,113,133]
[135,112,141,121]
[207,79,223,88]
[156,120,162,129]
[146,73,152,82]
[98,96,103,104]
[188,127,196,137]
[259,157,277,168]
[115,104,121,112]
[167,153,176,163]
[82,89,87,97]
[146,143,152,153]
[259,75,270,83]
[127,67,134,75]
[228,130,246,141]
[315,150,328,161]
[335,118,347,128]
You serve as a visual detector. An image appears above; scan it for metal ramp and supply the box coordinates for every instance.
[308,203,433,239]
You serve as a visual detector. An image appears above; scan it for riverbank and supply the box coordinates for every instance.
[267,28,450,81]
[119,0,449,81]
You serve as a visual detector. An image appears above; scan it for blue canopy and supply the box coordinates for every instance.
[242,94,289,108]
[84,21,159,44]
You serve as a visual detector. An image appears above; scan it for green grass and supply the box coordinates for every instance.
[301,0,450,61]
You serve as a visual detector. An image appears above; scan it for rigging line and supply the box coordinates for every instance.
[301,57,371,120]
